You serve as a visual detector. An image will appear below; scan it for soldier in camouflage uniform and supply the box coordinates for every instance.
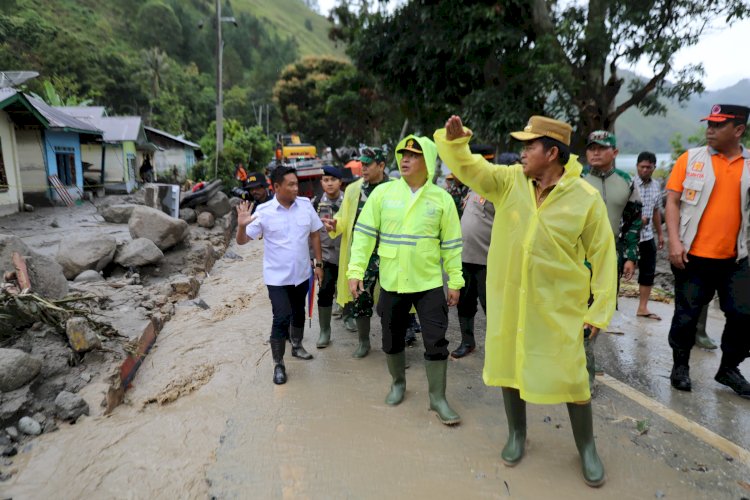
[324,147,391,358]
[445,173,470,219]
[582,130,643,390]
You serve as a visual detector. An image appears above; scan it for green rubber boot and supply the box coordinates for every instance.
[567,402,606,487]
[353,317,371,358]
[425,359,461,425]
[316,306,332,348]
[385,351,406,405]
[695,305,718,349]
[500,387,526,466]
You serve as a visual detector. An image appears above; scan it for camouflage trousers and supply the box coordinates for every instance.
[349,253,380,319]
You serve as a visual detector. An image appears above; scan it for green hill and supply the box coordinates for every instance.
[0,0,345,140]
[615,71,750,153]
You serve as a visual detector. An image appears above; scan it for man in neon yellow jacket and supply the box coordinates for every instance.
[435,115,617,486]
[347,135,465,426]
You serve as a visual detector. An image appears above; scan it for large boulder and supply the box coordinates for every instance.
[197,212,215,228]
[179,208,196,224]
[0,349,41,392]
[99,204,137,224]
[54,391,89,422]
[206,191,231,218]
[129,206,189,251]
[114,238,164,267]
[0,234,68,299]
[56,234,117,280]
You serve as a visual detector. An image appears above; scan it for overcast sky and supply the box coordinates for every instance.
[316,1,749,91]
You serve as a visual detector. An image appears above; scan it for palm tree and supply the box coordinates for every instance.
[139,47,170,100]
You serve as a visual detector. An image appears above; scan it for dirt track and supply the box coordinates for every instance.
[3,240,749,499]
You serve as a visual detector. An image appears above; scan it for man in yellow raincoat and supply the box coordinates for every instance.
[435,116,617,486]
[347,135,465,426]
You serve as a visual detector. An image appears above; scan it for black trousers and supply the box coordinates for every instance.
[380,287,449,360]
[317,262,338,307]
[267,280,308,340]
[668,256,750,367]
[638,239,657,286]
[457,262,487,319]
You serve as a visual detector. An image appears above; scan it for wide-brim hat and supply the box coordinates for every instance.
[510,116,572,146]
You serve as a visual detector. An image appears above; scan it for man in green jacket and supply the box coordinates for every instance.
[347,135,465,426]
[323,148,391,357]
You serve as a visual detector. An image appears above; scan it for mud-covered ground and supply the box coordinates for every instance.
[3,238,748,499]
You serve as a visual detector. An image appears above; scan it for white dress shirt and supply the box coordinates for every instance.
[246,196,323,286]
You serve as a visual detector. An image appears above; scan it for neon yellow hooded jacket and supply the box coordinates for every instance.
[346,135,465,293]
[329,177,364,307]
[434,128,617,404]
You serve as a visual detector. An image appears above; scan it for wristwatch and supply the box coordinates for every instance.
[315,262,323,268]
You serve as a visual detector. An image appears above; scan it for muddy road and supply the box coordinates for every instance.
[3,240,749,499]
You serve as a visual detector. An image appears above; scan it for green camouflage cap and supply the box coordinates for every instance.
[586,130,616,148]
[359,147,386,164]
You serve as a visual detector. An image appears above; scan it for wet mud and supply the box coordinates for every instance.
[3,241,749,499]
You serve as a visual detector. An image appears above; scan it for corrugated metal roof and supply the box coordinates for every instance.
[26,94,102,134]
[0,87,19,104]
[56,106,107,119]
[86,116,144,142]
[144,126,200,149]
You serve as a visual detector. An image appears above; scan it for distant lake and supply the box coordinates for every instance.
[616,153,673,174]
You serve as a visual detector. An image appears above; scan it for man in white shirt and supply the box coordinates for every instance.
[236,166,324,385]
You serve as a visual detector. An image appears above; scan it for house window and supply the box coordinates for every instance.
[0,137,8,193]
[55,152,77,186]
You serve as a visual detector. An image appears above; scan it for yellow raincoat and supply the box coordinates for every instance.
[347,135,465,293]
[329,177,365,307]
[434,128,617,404]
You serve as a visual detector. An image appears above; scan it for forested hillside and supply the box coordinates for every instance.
[0,0,344,140]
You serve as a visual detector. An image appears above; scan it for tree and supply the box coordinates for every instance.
[139,47,170,99]
[135,1,184,56]
[273,56,401,158]
[198,120,274,184]
[335,0,750,149]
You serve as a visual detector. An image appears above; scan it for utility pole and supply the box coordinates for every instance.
[214,0,223,179]
[210,0,236,180]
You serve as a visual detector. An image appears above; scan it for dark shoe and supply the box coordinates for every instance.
[290,326,313,360]
[405,328,417,345]
[273,363,287,384]
[451,343,475,359]
[385,352,406,405]
[353,317,371,358]
[715,367,750,398]
[425,359,460,425]
[500,388,526,466]
[670,364,692,391]
[567,402,605,487]
[317,306,332,348]
[452,317,475,358]
[270,338,287,385]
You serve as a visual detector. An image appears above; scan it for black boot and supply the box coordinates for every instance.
[500,388,526,466]
[715,363,750,398]
[670,349,691,391]
[270,338,287,385]
[567,402,605,487]
[290,326,313,360]
[451,316,476,358]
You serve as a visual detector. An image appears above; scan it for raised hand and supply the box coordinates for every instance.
[236,200,256,227]
[445,115,471,141]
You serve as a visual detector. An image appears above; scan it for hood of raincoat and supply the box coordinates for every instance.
[395,135,438,185]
